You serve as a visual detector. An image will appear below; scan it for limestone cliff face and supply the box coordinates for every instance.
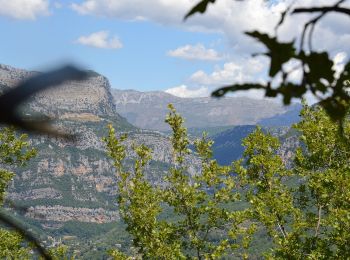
[0,64,200,225]
[0,64,34,86]
[0,64,127,126]
[30,72,118,118]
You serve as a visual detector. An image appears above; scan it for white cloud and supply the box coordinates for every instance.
[71,0,350,100]
[165,85,209,98]
[0,0,50,20]
[333,52,347,78]
[76,31,123,49]
[70,0,350,55]
[167,44,222,61]
[189,57,266,86]
[71,0,191,24]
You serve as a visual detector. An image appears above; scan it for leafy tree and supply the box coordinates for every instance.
[289,104,350,258]
[235,103,350,258]
[234,127,301,258]
[46,245,76,260]
[105,103,350,259]
[0,229,31,260]
[0,127,37,259]
[104,104,255,259]
[186,0,350,124]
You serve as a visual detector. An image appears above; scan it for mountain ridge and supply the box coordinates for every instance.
[0,64,199,229]
[112,88,298,131]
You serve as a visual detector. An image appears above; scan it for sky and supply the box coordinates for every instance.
[0,0,349,100]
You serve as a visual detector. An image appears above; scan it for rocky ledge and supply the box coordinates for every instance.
[25,205,120,223]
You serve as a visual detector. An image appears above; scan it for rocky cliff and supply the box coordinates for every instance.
[0,64,199,229]
[0,64,301,255]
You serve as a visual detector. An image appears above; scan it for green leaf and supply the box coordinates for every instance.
[275,82,307,105]
[303,52,335,84]
[245,31,295,77]
[184,0,216,20]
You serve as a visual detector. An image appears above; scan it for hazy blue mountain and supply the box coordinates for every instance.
[210,125,256,165]
[210,125,293,165]
[258,103,302,127]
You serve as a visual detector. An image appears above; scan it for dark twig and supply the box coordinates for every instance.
[274,0,296,33]
[292,6,350,16]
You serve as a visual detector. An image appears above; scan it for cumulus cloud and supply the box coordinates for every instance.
[189,57,266,86]
[75,31,123,49]
[165,85,209,98]
[167,44,222,61]
[71,0,350,100]
[71,0,191,24]
[0,0,50,20]
[70,0,350,55]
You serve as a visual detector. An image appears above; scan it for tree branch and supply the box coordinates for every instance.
[315,205,323,237]
[292,6,350,16]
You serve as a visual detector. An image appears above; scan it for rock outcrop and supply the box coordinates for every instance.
[0,64,199,226]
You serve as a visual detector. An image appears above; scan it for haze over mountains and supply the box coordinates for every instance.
[112,89,300,131]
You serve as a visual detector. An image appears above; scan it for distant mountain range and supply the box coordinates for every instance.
[258,103,302,127]
[112,89,301,131]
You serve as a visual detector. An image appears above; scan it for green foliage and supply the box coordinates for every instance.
[0,228,31,259]
[47,245,75,260]
[0,127,37,166]
[235,104,350,259]
[108,249,131,260]
[105,103,350,259]
[0,169,14,204]
[287,104,350,258]
[234,127,299,246]
[0,127,37,258]
[105,104,254,259]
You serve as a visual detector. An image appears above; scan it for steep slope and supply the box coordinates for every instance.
[0,64,199,240]
[112,89,294,131]
[210,125,294,166]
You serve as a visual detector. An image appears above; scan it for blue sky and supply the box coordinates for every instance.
[0,6,222,91]
[0,0,348,99]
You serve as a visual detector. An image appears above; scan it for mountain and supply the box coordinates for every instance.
[258,103,302,127]
[210,125,256,165]
[0,64,302,258]
[112,89,298,131]
[209,125,297,166]
[0,64,200,256]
